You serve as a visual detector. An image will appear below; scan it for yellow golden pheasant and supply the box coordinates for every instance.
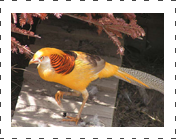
[29,47,164,124]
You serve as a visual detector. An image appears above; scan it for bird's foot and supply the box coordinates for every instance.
[55,91,64,106]
[62,116,80,125]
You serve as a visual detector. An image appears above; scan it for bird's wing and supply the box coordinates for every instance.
[73,51,105,74]
[49,50,105,75]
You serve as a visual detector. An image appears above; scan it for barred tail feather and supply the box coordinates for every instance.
[114,67,164,94]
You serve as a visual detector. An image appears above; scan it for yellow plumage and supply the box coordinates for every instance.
[29,47,164,124]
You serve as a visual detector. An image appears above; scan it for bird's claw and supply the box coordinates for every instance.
[62,116,80,125]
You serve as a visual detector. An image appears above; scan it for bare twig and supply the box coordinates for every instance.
[11,66,38,76]
[11,23,41,39]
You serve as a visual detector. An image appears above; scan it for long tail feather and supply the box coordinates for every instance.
[114,67,164,94]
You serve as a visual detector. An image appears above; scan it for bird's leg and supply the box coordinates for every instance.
[62,89,89,125]
[55,90,81,105]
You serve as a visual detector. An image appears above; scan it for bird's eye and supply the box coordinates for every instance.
[40,56,44,60]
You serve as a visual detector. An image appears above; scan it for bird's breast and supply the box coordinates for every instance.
[37,62,56,81]
[37,61,98,92]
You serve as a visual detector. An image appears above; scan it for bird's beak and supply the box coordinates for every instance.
[29,58,39,65]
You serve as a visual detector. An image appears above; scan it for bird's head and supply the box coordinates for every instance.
[29,47,65,65]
